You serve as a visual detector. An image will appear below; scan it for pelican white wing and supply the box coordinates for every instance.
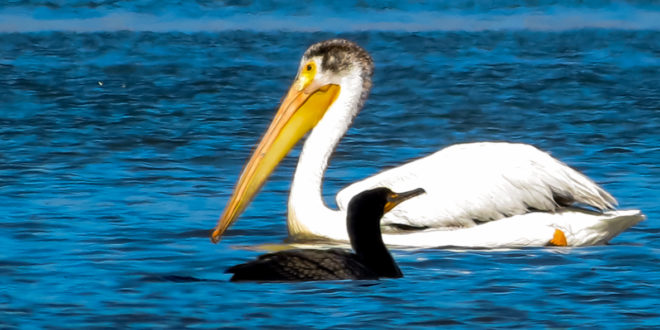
[336,142,616,230]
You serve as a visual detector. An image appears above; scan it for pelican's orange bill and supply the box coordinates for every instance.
[211,77,340,243]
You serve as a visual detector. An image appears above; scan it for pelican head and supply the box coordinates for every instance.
[211,39,374,243]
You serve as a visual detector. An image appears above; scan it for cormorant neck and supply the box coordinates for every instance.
[347,206,402,278]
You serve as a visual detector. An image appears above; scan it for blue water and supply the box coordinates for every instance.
[1,1,659,328]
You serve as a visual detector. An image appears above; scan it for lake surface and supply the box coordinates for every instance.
[1,1,659,328]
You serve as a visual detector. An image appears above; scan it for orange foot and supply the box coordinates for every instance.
[548,229,567,247]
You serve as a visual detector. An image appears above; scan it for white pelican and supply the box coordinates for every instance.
[211,39,644,248]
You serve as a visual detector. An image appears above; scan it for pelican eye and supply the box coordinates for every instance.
[299,61,317,89]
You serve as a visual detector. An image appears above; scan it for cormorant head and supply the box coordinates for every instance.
[348,187,426,226]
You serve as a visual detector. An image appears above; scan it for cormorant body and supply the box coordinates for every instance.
[226,187,424,282]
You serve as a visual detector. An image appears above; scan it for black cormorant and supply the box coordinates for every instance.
[226,187,425,281]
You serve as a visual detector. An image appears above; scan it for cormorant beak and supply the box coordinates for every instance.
[211,75,340,243]
[384,188,426,213]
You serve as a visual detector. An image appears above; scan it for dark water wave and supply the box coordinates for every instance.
[1,2,660,32]
[1,28,659,327]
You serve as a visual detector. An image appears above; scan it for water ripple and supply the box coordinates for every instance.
[0,28,658,328]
